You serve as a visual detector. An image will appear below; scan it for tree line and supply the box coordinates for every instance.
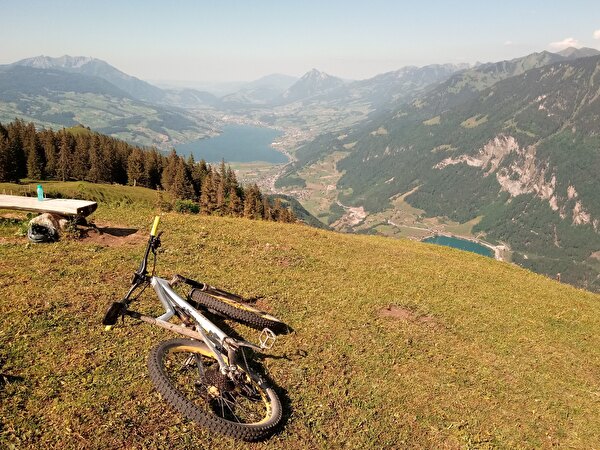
[0,119,295,222]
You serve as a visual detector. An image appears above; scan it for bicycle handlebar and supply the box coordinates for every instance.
[135,216,162,277]
[150,216,160,237]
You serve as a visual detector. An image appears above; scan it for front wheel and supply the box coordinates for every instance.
[147,338,282,441]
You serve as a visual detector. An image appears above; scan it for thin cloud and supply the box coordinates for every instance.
[594,29,600,39]
[504,40,514,46]
[548,37,580,51]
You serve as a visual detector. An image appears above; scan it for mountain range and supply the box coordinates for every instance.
[2,49,600,290]
[278,47,600,290]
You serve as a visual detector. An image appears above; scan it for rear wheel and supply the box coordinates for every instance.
[147,338,282,441]
[189,290,287,333]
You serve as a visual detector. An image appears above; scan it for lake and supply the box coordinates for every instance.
[423,235,494,258]
[176,124,288,164]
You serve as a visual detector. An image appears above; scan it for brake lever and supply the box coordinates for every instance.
[152,233,162,252]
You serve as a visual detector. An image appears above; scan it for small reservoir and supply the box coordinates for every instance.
[177,124,288,164]
[423,235,494,258]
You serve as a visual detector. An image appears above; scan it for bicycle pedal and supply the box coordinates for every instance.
[259,328,276,350]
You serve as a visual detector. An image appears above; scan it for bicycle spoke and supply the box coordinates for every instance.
[163,346,270,425]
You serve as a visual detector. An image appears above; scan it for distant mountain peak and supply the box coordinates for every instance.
[281,68,344,102]
[557,47,600,58]
[303,68,334,80]
[12,54,164,102]
[16,55,99,70]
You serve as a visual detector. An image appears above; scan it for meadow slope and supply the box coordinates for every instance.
[0,183,599,449]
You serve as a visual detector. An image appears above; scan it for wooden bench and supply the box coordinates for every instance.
[0,194,97,218]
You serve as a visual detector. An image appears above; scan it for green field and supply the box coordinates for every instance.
[1,182,599,448]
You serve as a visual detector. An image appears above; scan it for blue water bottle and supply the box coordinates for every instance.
[37,184,44,201]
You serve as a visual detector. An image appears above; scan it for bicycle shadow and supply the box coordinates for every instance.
[0,373,24,390]
[95,227,138,237]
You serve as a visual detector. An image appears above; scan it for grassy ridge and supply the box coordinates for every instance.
[0,183,599,448]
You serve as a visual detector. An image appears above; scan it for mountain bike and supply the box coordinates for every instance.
[102,216,287,441]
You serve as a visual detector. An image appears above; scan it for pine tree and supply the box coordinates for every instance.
[127,148,146,186]
[57,131,72,181]
[191,158,209,197]
[87,134,103,183]
[71,135,90,180]
[7,119,27,179]
[41,130,58,179]
[243,184,263,220]
[215,170,226,214]
[100,136,116,183]
[23,123,44,180]
[170,157,195,200]
[228,187,243,217]
[0,136,18,182]
[6,122,25,181]
[200,170,217,214]
[144,149,162,189]
[113,140,129,184]
[161,149,178,191]
[263,197,273,221]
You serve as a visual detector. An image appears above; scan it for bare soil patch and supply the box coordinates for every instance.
[79,223,144,247]
[379,305,438,327]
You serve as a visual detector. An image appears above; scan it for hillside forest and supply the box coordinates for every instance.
[0,119,295,222]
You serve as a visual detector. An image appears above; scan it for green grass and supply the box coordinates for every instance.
[1,183,599,448]
[0,181,165,211]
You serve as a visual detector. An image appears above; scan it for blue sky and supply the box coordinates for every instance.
[2,0,600,81]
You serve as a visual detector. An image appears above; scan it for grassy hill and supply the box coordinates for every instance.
[0,182,599,448]
[281,54,600,292]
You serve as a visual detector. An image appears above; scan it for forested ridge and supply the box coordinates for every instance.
[0,119,295,222]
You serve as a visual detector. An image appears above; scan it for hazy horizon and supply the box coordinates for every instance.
[2,0,600,82]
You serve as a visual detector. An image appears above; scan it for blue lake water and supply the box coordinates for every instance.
[423,235,494,258]
[176,124,288,164]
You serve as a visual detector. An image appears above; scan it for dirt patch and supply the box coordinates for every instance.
[79,223,145,247]
[0,212,28,220]
[0,237,26,245]
[379,305,438,327]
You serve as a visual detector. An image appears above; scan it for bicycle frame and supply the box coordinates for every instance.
[149,276,231,371]
[105,216,264,376]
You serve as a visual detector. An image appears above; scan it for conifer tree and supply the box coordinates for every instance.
[7,120,27,179]
[263,197,273,221]
[71,135,90,180]
[127,148,146,186]
[228,187,243,217]
[100,136,117,183]
[200,170,218,214]
[215,170,226,214]
[113,140,130,184]
[189,157,207,195]
[22,123,44,180]
[40,130,58,179]
[161,149,178,191]
[6,122,26,180]
[144,149,162,189]
[0,136,18,182]
[170,157,195,200]
[186,154,201,197]
[57,131,73,181]
[243,184,263,220]
[87,134,103,183]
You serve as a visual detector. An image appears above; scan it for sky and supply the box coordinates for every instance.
[2,0,600,82]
